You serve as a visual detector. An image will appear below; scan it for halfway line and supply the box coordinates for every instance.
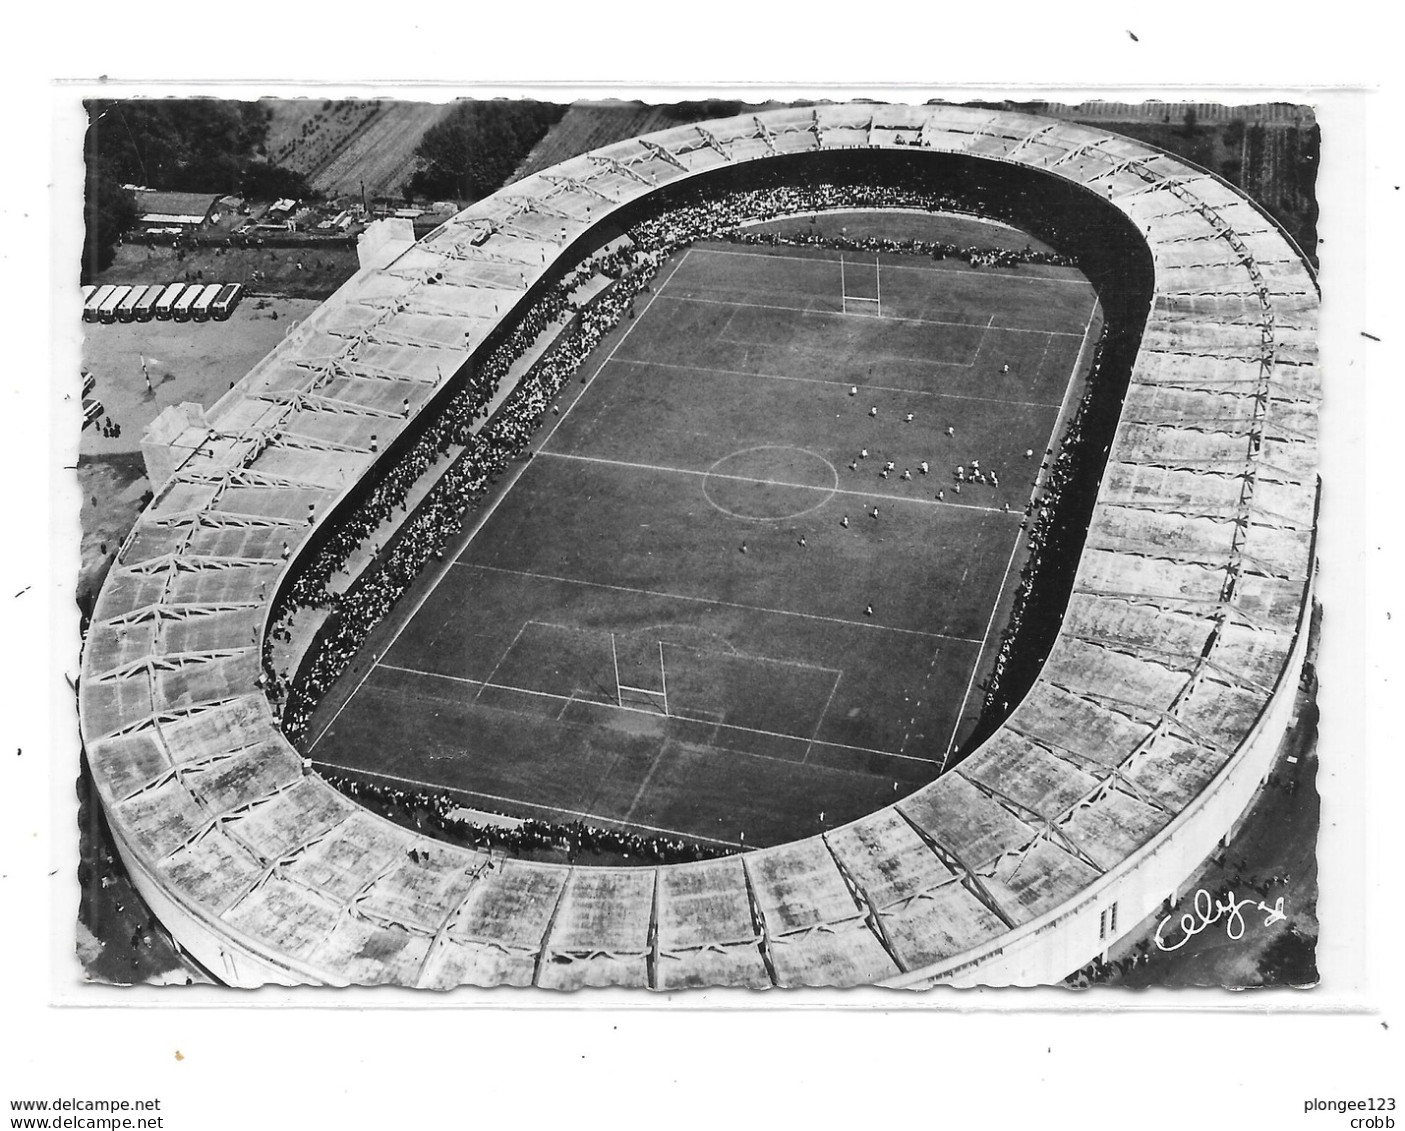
[537,449,1009,514]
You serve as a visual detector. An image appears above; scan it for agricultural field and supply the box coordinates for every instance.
[263,99,455,200]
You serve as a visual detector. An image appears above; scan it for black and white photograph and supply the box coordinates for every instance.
[3,11,1401,1128]
[72,94,1324,992]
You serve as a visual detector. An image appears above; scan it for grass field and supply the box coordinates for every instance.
[307,234,1099,848]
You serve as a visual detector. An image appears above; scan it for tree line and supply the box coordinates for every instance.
[83,99,311,277]
[403,99,566,202]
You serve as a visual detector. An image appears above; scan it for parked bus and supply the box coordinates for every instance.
[116,286,144,322]
[133,284,165,321]
[84,285,116,323]
[98,285,132,324]
[190,283,222,322]
[210,283,243,320]
[153,282,186,320]
[171,285,201,321]
[80,285,96,308]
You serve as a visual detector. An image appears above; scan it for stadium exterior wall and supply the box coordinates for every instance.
[893,514,1318,987]
[106,528,1313,991]
[106,814,323,987]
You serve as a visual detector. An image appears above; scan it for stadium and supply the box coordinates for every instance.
[77,102,1319,989]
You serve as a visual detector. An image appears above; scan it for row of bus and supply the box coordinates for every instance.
[81,282,245,324]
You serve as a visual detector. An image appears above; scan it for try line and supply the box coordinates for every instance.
[454,560,987,644]
[657,291,1087,336]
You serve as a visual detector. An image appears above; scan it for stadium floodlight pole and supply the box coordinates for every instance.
[611,632,622,707]
[658,641,669,717]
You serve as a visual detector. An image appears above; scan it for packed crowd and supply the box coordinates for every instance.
[979,328,1109,718]
[269,261,597,625]
[730,227,1077,269]
[321,770,735,865]
[272,242,665,743]
[590,241,644,280]
[627,180,1086,267]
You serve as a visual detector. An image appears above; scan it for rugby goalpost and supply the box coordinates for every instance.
[839,252,882,317]
[611,633,670,715]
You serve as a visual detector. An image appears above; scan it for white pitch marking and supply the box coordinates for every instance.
[802,670,844,765]
[537,449,1009,513]
[661,637,842,676]
[940,296,1102,767]
[659,292,1084,336]
[374,662,943,765]
[690,243,1096,285]
[310,756,745,847]
[611,631,622,707]
[458,561,985,645]
[476,619,530,702]
[607,357,1062,410]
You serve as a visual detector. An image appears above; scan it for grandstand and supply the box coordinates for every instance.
[78,103,1318,989]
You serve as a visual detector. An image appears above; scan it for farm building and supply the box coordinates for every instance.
[133,190,225,231]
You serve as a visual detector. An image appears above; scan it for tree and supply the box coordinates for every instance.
[241,161,313,202]
[85,98,267,194]
[82,164,137,278]
[406,100,565,202]
[81,98,275,277]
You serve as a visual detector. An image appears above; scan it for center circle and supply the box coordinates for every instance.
[701,445,840,521]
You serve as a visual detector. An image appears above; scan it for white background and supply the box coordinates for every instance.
[3,5,1400,1126]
